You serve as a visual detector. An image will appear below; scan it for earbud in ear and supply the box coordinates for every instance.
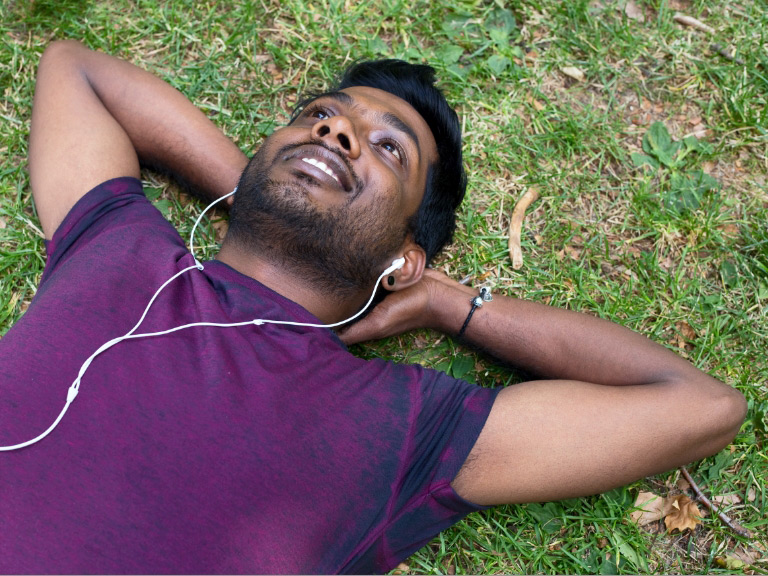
[382,257,405,276]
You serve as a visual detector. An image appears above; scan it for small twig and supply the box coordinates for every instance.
[508,187,539,270]
[673,12,715,35]
[679,466,753,538]
[710,43,745,65]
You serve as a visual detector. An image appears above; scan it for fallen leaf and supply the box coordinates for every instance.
[731,546,762,566]
[746,487,756,502]
[212,218,229,242]
[525,49,539,61]
[624,0,645,22]
[712,493,742,506]
[564,245,581,260]
[676,476,691,492]
[714,556,745,570]
[677,321,696,340]
[664,494,702,533]
[0,216,6,229]
[631,491,669,526]
[674,321,696,350]
[719,223,740,238]
[392,563,409,575]
[658,254,674,271]
[560,66,585,82]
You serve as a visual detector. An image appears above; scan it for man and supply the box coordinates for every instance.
[0,40,746,573]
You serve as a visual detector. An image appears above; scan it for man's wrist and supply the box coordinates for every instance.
[423,273,483,336]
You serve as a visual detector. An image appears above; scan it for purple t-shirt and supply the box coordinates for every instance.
[0,177,499,574]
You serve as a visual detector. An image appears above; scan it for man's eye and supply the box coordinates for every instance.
[306,106,330,120]
[380,141,403,163]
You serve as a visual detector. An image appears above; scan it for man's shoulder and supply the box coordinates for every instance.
[43,177,185,279]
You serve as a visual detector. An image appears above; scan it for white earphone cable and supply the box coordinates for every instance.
[1,186,403,450]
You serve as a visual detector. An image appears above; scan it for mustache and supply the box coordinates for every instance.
[273,140,364,199]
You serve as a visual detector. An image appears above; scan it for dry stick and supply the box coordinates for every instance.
[710,43,745,65]
[673,13,744,66]
[679,466,753,538]
[508,187,539,270]
[673,12,715,35]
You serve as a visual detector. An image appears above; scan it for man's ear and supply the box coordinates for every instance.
[380,241,426,292]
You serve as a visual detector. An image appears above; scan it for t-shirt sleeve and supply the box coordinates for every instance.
[343,367,501,573]
[41,177,183,287]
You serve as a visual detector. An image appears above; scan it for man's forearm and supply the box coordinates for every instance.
[426,272,722,390]
[57,40,247,201]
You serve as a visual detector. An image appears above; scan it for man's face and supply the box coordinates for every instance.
[232,86,438,293]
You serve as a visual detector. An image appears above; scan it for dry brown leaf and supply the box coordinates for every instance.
[624,0,645,22]
[392,562,409,574]
[0,216,6,229]
[631,491,669,526]
[712,492,742,506]
[212,219,229,243]
[564,245,581,260]
[719,223,740,238]
[678,321,696,340]
[676,475,691,492]
[665,494,703,533]
[746,487,756,502]
[714,547,761,571]
[674,321,696,350]
[656,253,673,269]
[732,546,762,565]
[560,66,585,82]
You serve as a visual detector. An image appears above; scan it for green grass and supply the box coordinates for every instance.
[1,0,766,573]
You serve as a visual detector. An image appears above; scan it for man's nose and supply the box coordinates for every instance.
[310,115,361,159]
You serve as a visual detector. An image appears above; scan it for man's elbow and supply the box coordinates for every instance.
[699,382,747,456]
[719,384,748,439]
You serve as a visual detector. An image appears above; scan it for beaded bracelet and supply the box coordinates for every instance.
[457,287,492,339]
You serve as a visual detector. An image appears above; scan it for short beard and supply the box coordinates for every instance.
[228,147,408,299]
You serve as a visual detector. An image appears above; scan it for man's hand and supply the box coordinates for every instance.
[341,264,747,507]
[338,269,462,345]
[29,40,248,239]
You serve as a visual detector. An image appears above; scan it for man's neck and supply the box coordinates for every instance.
[215,241,370,325]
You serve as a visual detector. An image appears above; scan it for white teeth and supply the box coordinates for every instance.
[301,157,340,184]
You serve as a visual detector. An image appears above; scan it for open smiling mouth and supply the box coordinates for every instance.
[300,157,340,186]
[279,142,358,194]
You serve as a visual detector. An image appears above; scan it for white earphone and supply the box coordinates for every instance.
[382,257,406,276]
[1,188,406,451]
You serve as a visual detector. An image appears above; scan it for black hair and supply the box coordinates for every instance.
[293,60,466,263]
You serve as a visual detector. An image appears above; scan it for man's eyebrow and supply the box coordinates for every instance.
[321,91,354,106]
[379,111,421,154]
[318,91,422,156]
